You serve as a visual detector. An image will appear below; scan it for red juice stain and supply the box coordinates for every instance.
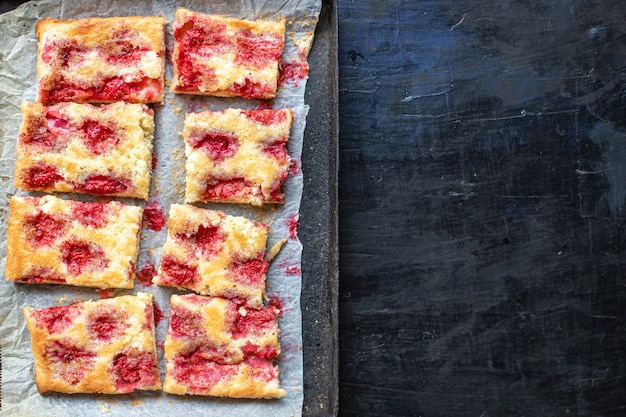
[287,213,299,239]
[285,265,301,276]
[152,302,164,327]
[268,296,283,313]
[137,262,157,286]
[278,61,309,87]
[143,201,165,232]
[96,289,115,299]
[289,157,301,175]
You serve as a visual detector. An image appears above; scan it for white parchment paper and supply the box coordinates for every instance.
[0,0,321,415]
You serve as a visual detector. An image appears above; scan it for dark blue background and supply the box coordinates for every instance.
[338,1,626,416]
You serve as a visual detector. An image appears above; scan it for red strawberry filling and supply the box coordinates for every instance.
[80,119,119,155]
[229,256,268,287]
[61,240,108,275]
[110,350,158,393]
[189,131,239,163]
[75,173,131,195]
[31,303,84,334]
[235,29,283,69]
[241,109,287,126]
[22,163,64,189]
[159,256,198,287]
[87,306,129,341]
[72,201,109,228]
[26,211,68,247]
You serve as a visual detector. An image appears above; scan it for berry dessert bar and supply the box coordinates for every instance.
[171,8,286,99]
[23,292,161,395]
[162,294,286,398]
[36,16,166,104]
[152,204,270,309]
[14,101,155,200]
[5,195,143,289]
[182,108,293,206]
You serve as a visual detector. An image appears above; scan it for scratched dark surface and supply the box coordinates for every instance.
[338,1,626,416]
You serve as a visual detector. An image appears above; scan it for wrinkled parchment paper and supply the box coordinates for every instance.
[0,0,320,415]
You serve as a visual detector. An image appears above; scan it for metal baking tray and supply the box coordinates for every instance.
[299,0,339,415]
[0,0,339,415]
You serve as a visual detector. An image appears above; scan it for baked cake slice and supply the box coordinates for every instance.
[23,292,161,395]
[171,8,286,99]
[36,16,166,104]
[152,204,270,309]
[163,294,286,399]
[183,108,293,206]
[5,195,142,289]
[14,101,155,200]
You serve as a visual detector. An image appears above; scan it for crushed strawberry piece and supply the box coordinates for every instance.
[143,201,166,232]
[244,354,277,382]
[87,307,129,341]
[190,131,239,163]
[61,240,108,275]
[241,109,287,126]
[26,211,68,247]
[22,164,64,189]
[229,257,268,287]
[232,306,277,339]
[159,256,197,287]
[110,351,158,393]
[31,303,83,334]
[73,201,109,228]
[169,305,204,338]
[80,119,119,155]
[173,353,238,392]
[235,29,283,69]
[76,174,130,195]
[278,61,309,86]
[137,262,157,286]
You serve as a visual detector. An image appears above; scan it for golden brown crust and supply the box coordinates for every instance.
[36,16,166,104]
[170,8,286,99]
[5,195,143,289]
[23,293,161,395]
[14,101,155,200]
[162,294,286,399]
